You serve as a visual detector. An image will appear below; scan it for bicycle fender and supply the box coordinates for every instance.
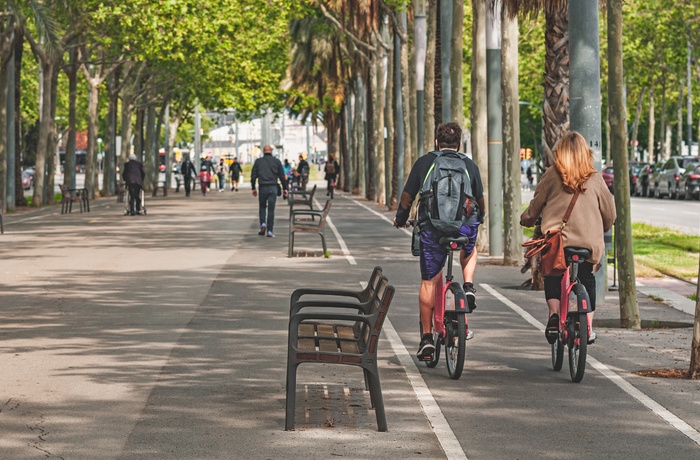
[571,283,592,314]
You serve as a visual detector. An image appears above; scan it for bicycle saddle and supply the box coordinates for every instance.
[564,247,591,264]
[438,236,471,248]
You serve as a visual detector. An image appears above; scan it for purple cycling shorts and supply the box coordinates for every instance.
[419,222,479,280]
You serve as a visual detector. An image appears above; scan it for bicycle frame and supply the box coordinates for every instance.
[557,258,591,343]
[433,244,468,337]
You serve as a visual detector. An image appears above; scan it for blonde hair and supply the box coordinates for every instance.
[553,131,596,193]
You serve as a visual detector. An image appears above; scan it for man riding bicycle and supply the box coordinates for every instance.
[394,123,485,361]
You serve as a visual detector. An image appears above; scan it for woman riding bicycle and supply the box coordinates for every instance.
[520,131,616,345]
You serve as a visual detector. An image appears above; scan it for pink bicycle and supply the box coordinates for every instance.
[549,247,593,383]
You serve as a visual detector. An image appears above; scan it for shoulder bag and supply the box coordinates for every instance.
[522,191,580,277]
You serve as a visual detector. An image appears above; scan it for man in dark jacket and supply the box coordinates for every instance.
[251,145,288,237]
[122,153,145,215]
[180,154,197,197]
[295,154,310,190]
[229,157,243,192]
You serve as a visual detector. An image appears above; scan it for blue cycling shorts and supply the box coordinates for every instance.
[419,222,479,280]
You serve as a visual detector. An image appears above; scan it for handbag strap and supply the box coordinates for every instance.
[560,191,580,229]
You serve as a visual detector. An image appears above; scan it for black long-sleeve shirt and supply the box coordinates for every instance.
[251,154,288,191]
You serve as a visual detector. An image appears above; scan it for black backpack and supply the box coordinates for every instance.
[419,150,478,235]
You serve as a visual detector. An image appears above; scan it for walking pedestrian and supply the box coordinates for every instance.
[229,157,243,192]
[122,153,145,215]
[217,158,227,192]
[180,154,197,197]
[251,145,288,238]
[199,153,214,196]
[295,153,310,190]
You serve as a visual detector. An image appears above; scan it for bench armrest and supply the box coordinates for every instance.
[291,209,323,218]
[290,299,371,317]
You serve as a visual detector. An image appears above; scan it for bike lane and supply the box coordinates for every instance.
[329,193,700,459]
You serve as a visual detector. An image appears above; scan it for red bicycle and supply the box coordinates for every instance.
[420,234,473,380]
[549,247,593,383]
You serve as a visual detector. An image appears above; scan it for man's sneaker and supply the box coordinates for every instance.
[463,283,477,312]
[258,224,267,236]
[466,329,474,340]
[266,231,275,238]
[416,334,435,361]
[588,329,597,345]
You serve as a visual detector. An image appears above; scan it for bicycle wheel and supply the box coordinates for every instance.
[444,283,466,380]
[568,312,588,382]
[551,339,564,371]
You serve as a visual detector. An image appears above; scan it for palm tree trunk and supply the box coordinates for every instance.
[608,0,640,329]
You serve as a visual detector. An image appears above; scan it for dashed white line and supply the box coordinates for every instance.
[480,283,700,448]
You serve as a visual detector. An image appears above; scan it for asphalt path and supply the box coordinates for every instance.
[0,182,698,459]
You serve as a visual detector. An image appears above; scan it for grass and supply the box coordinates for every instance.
[22,194,62,208]
[520,206,699,282]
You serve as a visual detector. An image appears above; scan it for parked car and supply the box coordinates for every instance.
[678,162,700,200]
[628,161,648,196]
[21,169,34,190]
[602,166,614,193]
[655,155,700,199]
[632,162,651,196]
[646,161,665,197]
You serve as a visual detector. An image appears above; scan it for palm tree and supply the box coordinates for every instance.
[500,0,569,166]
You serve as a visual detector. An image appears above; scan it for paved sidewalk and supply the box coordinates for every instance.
[0,184,697,459]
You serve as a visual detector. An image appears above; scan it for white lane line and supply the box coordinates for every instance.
[315,198,356,265]
[480,283,700,448]
[383,319,468,460]
[349,197,467,458]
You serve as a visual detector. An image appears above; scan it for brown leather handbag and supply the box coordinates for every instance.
[522,191,580,277]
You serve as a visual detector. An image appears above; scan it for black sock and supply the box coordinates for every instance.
[422,333,432,340]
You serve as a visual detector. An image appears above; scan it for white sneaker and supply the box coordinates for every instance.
[466,329,474,340]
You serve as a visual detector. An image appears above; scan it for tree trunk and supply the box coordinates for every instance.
[102,79,118,196]
[0,59,7,211]
[630,87,645,161]
[502,8,522,265]
[386,28,396,210]
[340,102,349,192]
[14,33,25,207]
[86,82,99,199]
[400,11,413,184]
[608,0,640,329]
[33,61,53,207]
[65,49,78,190]
[647,87,655,163]
[660,74,668,160]
[424,0,436,153]
[690,254,700,379]
[676,80,683,155]
[542,2,570,167]
[450,0,463,127]
[144,103,156,194]
[121,94,133,167]
[47,64,58,205]
[366,69,376,201]
[471,0,488,253]
[134,107,144,161]
[374,42,386,206]
[605,105,611,164]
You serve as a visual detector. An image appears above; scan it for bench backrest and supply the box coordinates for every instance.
[362,279,394,356]
[318,200,332,228]
[359,266,383,303]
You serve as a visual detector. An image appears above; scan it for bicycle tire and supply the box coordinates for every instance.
[552,340,564,371]
[567,313,587,382]
[444,283,467,380]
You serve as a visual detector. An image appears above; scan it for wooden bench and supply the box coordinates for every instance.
[285,274,395,432]
[60,185,88,214]
[288,199,331,257]
[288,184,317,216]
[116,181,126,203]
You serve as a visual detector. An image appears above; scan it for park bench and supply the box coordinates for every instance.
[285,273,395,432]
[288,184,317,216]
[288,199,331,257]
[152,180,168,197]
[289,266,384,317]
[60,185,89,214]
[116,181,126,203]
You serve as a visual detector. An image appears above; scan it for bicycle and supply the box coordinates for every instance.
[414,224,473,380]
[549,247,593,383]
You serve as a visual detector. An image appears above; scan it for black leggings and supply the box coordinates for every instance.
[544,261,596,311]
